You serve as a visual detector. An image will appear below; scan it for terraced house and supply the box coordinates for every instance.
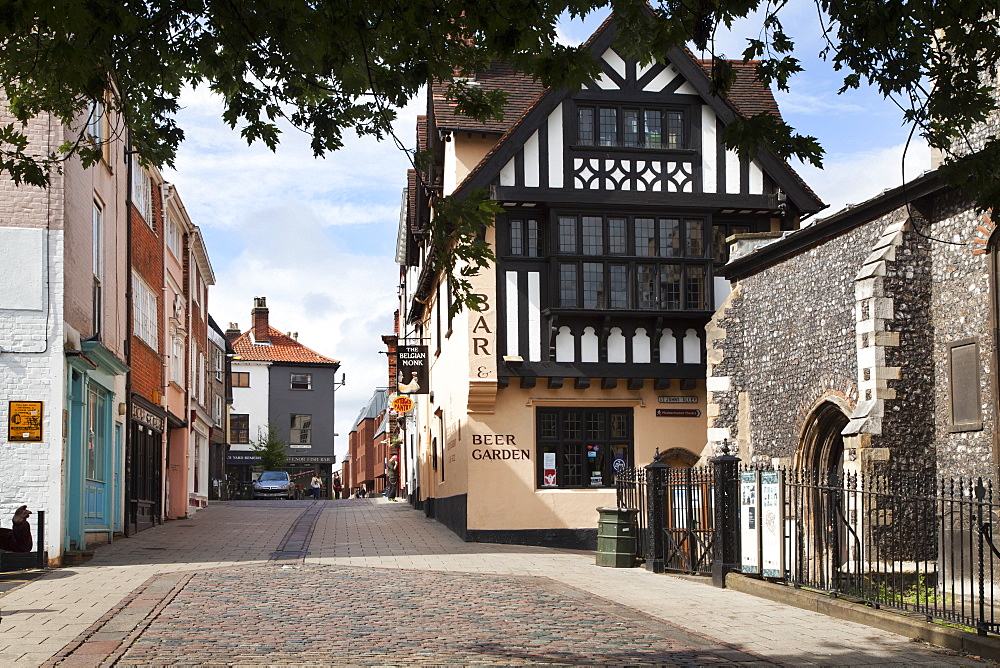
[394,15,824,548]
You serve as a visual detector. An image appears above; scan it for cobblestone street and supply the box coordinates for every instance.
[0,499,987,666]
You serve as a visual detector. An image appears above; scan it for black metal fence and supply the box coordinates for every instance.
[616,461,1000,636]
[616,463,721,576]
[782,468,1000,636]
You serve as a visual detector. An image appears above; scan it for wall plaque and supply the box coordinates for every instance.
[9,401,43,442]
[655,408,702,418]
[657,396,698,404]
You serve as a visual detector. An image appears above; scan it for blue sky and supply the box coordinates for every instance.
[165,9,929,464]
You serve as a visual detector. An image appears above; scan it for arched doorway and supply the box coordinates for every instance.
[797,400,851,587]
[799,401,850,478]
[656,447,700,468]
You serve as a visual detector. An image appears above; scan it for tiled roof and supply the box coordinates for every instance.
[431,61,545,134]
[695,59,781,120]
[231,327,339,365]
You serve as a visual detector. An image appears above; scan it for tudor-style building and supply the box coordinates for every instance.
[395,16,824,548]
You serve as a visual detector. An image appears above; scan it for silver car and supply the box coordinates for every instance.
[253,471,294,499]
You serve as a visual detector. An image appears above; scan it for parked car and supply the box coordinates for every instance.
[253,471,294,499]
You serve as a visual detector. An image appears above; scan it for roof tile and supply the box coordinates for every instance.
[231,327,339,365]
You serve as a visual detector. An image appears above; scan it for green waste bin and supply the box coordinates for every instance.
[596,507,639,567]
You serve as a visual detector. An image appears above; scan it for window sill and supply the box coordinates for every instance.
[946,422,983,433]
[535,487,616,492]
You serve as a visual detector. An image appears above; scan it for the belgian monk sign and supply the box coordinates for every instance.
[396,345,428,395]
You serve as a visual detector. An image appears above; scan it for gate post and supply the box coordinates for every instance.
[644,453,669,574]
[711,439,741,588]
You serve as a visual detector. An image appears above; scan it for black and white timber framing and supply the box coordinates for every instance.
[416,19,825,389]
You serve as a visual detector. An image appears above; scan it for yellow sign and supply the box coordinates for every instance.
[9,401,43,442]
[391,396,414,413]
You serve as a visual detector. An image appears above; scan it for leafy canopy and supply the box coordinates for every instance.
[0,0,998,309]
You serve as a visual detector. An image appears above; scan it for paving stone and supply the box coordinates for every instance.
[1,499,989,665]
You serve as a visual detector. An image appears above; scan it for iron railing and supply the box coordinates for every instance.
[616,465,717,575]
[619,462,1000,635]
[782,469,1000,636]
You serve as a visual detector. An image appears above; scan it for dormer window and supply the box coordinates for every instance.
[577,105,684,149]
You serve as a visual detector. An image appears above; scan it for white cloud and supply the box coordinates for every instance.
[169,88,423,464]
[210,206,399,463]
[797,140,933,219]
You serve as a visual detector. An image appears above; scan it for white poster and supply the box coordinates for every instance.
[761,471,783,577]
[740,470,759,574]
[543,452,557,487]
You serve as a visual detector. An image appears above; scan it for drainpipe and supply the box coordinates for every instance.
[161,182,175,522]
[123,130,134,538]
[185,221,194,517]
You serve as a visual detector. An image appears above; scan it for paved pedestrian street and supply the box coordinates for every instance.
[0,499,988,666]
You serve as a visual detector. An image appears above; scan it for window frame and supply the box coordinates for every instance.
[231,371,250,388]
[132,272,159,350]
[536,407,633,489]
[576,103,686,150]
[230,414,250,444]
[132,161,153,227]
[554,214,712,312]
[290,413,312,446]
[290,373,312,390]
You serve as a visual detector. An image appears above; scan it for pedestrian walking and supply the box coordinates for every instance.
[332,472,343,499]
[385,454,399,501]
[310,474,323,500]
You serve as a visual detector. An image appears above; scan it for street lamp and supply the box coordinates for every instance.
[331,372,345,496]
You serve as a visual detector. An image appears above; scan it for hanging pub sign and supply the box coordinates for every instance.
[391,396,414,413]
[396,345,429,395]
[9,401,43,442]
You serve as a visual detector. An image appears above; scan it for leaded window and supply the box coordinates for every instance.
[556,214,712,311]
[577,105,685,149]
[537,407,633,489]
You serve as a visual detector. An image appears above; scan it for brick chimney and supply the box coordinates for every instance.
[252,297,270,344]
[225,322,241,343]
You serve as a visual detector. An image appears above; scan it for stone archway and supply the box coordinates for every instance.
[797,399,852,579]
[798,400,851,479]
[657,447,700,468]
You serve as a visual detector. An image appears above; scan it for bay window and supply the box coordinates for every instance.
[556,214,711,311]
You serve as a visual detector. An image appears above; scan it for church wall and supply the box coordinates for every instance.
[929,191,997,479]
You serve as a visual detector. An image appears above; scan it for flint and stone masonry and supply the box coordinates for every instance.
[707,176,997,480]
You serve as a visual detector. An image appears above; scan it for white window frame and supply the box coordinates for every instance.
[166,210,182,260]
[213,394,224,427]
[92,199,103,279]
[170,336,185,384]
[290,373,312,390]
[132,161,153,227]
[132,273,159,349]
[87,98,105,144]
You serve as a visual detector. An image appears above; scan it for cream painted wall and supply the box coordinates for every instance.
[463,382,707,531]
[447,135,499,196]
